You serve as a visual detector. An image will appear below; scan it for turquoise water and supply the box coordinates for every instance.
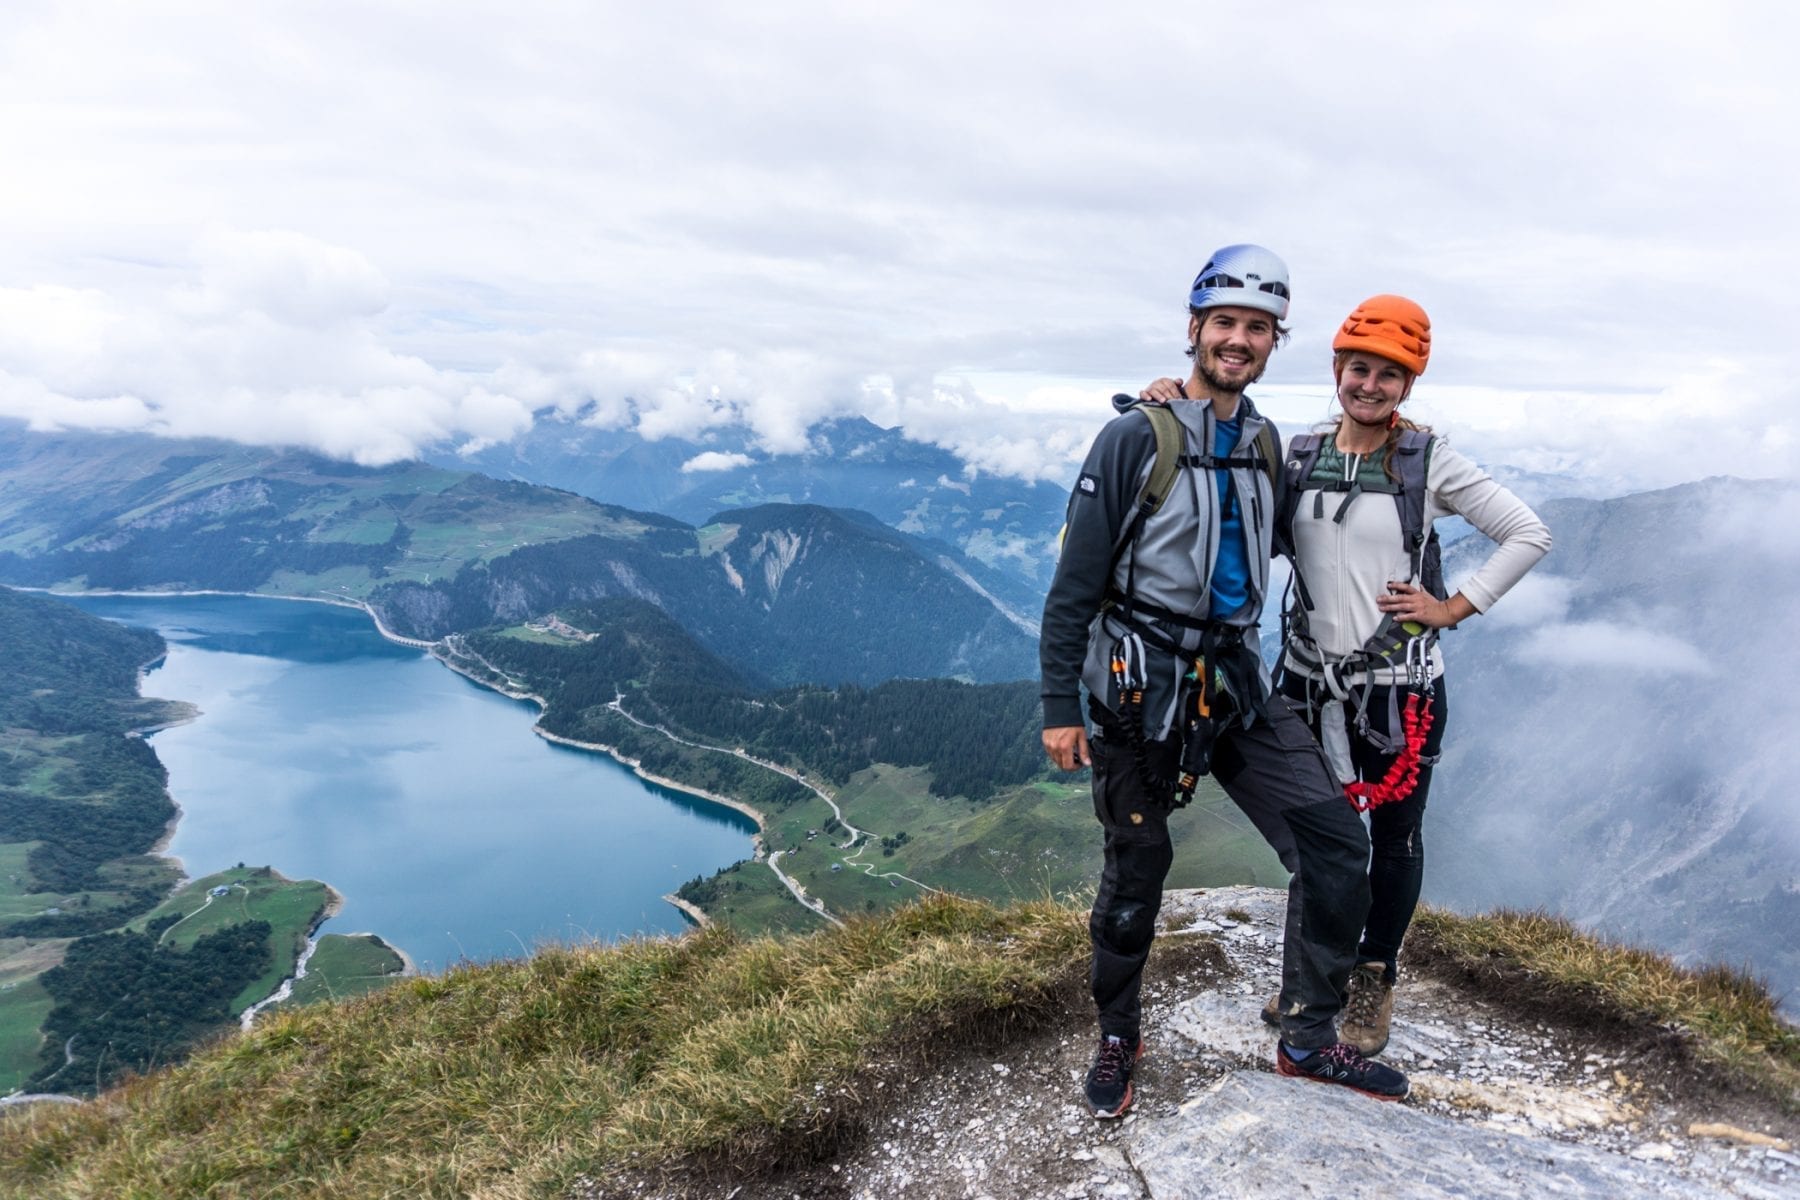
[67,594,757,972]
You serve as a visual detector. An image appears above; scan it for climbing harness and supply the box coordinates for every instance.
[1277,431,1446,814]
[1080,390,1279,811]
[1338,634,1436,813]
[1108,608,1265,811]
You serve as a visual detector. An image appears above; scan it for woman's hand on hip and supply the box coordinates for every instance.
[1378,582,1477,629]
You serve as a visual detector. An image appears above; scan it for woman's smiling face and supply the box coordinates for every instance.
[1335,351,1413,426]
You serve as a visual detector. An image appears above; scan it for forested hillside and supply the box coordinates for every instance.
[0,589,343,1096]
[28,920,272,1093]
[0,586,186,938]
[464,598,1043,801]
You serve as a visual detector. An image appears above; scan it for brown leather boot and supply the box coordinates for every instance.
[1340,961,1395,1056]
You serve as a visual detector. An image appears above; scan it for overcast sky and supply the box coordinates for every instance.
[3,1,1796,495]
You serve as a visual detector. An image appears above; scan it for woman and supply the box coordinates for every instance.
[1146,294,1551,1055]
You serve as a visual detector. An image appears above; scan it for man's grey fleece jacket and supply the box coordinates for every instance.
[1039,394,1284,742]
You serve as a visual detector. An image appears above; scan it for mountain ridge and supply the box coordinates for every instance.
[0,425,1039,686]
[431,409,1069,595]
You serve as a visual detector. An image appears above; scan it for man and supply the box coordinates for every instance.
[1040,244,1409,1116]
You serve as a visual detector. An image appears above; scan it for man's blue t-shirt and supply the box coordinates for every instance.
[1208,412,1251,619]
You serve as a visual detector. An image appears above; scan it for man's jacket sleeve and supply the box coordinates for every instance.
[1039,415,1152,730]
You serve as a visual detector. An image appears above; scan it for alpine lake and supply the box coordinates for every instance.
[68,594,758,972]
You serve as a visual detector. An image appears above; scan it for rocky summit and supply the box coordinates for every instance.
[605,887,1799,1200]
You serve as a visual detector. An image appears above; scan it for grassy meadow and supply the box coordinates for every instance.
[273,935,408,1010]
[0,894,1089,1199]
[125,868,335,1013]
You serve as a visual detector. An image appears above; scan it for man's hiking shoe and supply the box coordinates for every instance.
[1260,993,1281,1028]
[1085,1034,1144,1118]
[1341,961,1396,1056]
[1276,1040,1408,1100]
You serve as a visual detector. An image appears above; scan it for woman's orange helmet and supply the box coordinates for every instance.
[1333,295,1432,376]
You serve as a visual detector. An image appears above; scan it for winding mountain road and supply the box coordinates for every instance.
[604,696,940,924]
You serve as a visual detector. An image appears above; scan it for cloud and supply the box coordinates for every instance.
[189,230,389,328]
[1516,621,1711,677]
[681,451,753,473]
[0,5,1796,491]
[0,234,534,466]
[1476,573,1576,629]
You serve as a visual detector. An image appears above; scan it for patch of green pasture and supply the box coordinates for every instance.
[689,858,829,936]
[127,868,332,1014]
[778,763,1286,926]
[305,517,399,545]
[1162,787,1289,889]
[0,844,40,904]
[0,975,53,1094]
[0,843,168,922]
[694,523,741,556]
[0,937,68,990]
[0,890,68,924]
[494,624,576,645]
[677,752,1288,938]
[273,934,406,1010]
[260,566,376,599]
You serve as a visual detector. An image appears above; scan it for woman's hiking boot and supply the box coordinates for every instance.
[1340,961,1396,1056]
[1275,1040,1409,1101]
[1260,993,1281,1027]
[1084,1034,1143,1119]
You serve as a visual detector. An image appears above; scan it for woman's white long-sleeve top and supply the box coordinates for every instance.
[1281,435,1551,687]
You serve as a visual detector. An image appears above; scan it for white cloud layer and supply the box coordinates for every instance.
[1517,621,1711,677]
[3,2,1797,491]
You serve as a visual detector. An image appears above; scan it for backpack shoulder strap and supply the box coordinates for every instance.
[1252,422,1280,498]
[1276,432,1326,534]
[1392,430,1444,597]
[1138,403,1184,519]
[1100,401,1186,581]
[1275,432,1327,607]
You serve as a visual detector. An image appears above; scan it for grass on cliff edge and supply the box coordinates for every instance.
[1410,906,1800,1110]
[0,893,1087,1200]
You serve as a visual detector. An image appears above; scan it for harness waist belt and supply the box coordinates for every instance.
[1104,588,1244,637]
[1177,454,1267,470]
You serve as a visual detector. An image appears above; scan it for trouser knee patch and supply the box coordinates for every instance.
[1104,900,1157,955]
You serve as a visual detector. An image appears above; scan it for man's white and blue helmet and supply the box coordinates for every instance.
[1189,244,1290,321]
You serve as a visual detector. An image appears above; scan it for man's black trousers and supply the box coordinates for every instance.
[1087,697,1371,1049]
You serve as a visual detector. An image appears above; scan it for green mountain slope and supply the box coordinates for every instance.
[0,427,1039,685]
[451,601,1287,934]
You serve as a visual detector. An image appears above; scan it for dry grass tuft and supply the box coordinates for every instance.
[0,894,1087,1200]
[1409,906,1800,1110]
